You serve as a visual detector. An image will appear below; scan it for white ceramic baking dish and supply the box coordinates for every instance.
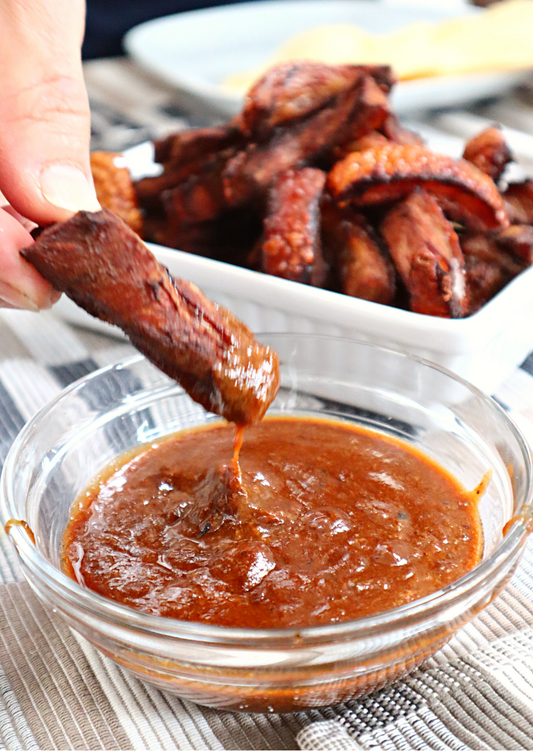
[55,238,533,396]
[54,139,533,395]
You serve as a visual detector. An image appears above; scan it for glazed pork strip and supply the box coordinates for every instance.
[239,61,394,140]
[503,179,533,224]
[135,125,244,209]
[162,149,233,225]
[379,114,425,146]
[90,151,143,235]
[223,75,372,208]
[328,143,509,230]
[380,189,469,318]
[462,127,513,184]
[321,201,396,304]
[332,114,423,163]
[22,210,280,425]
[153,121,242,166]
[330,75,391,162]
[261,167,327,285]
[494,224,533,263]
[461,231,526,314]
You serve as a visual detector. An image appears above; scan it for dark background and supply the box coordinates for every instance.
[83,0,255,59]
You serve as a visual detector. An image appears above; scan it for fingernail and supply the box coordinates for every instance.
[0,281,40,311]
[40,164,100,212]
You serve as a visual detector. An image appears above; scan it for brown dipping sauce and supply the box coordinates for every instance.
[61,417,483,628]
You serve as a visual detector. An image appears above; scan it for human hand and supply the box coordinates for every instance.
[0,0,100,311]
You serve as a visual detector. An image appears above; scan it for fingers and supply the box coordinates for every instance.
[1,204,38,233]
[0,208,60,310]
[0,0,100,226]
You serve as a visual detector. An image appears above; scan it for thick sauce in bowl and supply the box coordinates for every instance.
[62,417,482,628]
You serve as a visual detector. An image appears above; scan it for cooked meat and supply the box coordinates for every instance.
[327,143,509,230]
[380,189,468,317]
[21,210,280,425]
[462,126,512,184]
[223,76,371,208]
[461,230,525,314]
[239,62,395,140]
[503,179,533,224]
[330,75,391,162]
[129,58,524,318]
[153,122,242,165]
[135,126,243,211]
[380,114,425,146]
[261,167,327,285]
[162,149,231,225]
[150,207,262,266]
[321,200,396,303]
[90,151,143,235]
[338,130,390,154]
[494,224,533,263]
[333,112,423,162]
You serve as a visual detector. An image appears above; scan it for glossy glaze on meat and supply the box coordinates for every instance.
[327,143,509,230]
[22,210,279,425]
[128,60,533,318]
[261,167,326,284]
[380,189,468,317]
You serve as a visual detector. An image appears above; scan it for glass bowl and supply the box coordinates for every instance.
[1,334,532,713]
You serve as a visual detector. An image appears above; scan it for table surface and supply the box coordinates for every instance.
[2,54,533,751]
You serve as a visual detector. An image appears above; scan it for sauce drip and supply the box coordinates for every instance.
[4,519,36,545]
[61,417,484,628]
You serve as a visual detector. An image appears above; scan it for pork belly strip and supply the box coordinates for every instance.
[380,189,468,318]
[379,114,424,146]
[495,224,533,263]
[153,121,242,166]
[90,151,143,236]
[21,210,280,425]
[239,61,394,140]
[462,126,512,184]
[329,75,391,162]
[321,201,396,303]
[162,149,232,225]
[135,125,244,209]
[261,167,327,285]
[503,179,533,224]
[328,143,509,230]
[461,231,526,314]
[223,74,375,208]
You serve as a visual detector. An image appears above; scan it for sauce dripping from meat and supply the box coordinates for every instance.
[61,416,485,629]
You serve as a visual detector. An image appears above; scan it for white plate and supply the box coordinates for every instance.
[124,0,532,117]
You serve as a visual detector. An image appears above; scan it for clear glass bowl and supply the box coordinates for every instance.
[1,334,532,713]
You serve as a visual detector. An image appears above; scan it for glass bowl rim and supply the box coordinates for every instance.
[2,336,533,646]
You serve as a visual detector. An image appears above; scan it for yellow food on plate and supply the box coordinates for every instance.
[223,0,533,94]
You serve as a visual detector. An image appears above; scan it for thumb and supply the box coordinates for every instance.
[0,0,99,226]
